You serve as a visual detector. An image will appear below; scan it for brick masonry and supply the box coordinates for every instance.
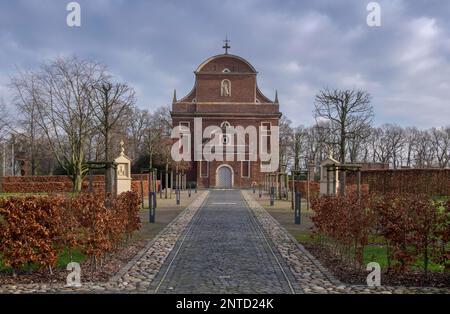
[0,175,160,197]
[171,53,281,188]
[346,168,450,195]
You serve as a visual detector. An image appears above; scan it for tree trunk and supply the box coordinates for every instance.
[149,151,153,170]
[73,173,83,193]
[340,130,346,163]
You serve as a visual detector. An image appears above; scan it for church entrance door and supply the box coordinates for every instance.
[217,165,233,188]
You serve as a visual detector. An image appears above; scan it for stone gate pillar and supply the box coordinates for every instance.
[319,156,340,195]
[115,140,132,195]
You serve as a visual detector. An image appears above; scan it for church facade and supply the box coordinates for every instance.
[171,47,281,188]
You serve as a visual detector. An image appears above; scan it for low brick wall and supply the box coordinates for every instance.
[346,169,450,196]
[286,181,368,196]
[288,181,320,197]
[0,175,160,196]
[130,174,161,198]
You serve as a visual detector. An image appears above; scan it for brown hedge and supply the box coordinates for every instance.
[0,192,141,271]
[311,192,450,272]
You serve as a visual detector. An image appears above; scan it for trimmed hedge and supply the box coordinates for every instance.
[0,192,141,272]
[311,193,450,272]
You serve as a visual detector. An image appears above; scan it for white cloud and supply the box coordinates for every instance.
[280,61,303,74]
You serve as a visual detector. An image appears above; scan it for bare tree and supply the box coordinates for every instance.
[430,127,450,168]
[278,116,293,170]
[403,127,418,167]
[291,125,307,170]
[371,127,391,163]
[386,124,405,168]
[128,107,150,161]
[0,99,11,180]
[89,81,136,161]
[13,57,107,192]
[314,89,373,163]
[144,106,172,170]
[414,130,435,168]
[347,126,371,163]
[87,80,135,192]
[10,71,43,175]
[0,98,11,141]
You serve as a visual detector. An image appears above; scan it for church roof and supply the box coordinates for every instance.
[195,54,257,74]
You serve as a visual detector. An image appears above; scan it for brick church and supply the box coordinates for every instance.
[171,41,281,188]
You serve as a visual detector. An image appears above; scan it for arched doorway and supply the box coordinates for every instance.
[216,165,233,188]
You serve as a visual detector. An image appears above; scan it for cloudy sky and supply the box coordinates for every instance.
[0,0,449,128]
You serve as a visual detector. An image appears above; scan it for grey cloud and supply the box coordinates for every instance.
[0,0,449,128]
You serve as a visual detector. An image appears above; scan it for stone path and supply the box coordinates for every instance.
[0,189,449,294]
[150,189,301,294]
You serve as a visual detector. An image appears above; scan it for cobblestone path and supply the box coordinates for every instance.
[151,189,301,294]
[1,189,449,294]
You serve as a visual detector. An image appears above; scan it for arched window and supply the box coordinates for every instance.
[222,68,231,73]
[221,79,231,97]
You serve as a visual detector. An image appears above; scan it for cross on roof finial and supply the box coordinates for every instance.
[223,36,230,54]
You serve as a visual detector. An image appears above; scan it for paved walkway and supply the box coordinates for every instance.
[1,189,448,294]
[151,189,301,294]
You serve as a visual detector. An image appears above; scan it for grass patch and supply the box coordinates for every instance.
[363,245,390,269]
[432,195,449,202]
[294,227,445,273]
[293,231,314,243]
[0,192,80,198]
[56,248,86,268]
[362,245,444,272]
[0,192,49,197]
[0,247,86,273]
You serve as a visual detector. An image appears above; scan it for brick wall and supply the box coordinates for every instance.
[0,175,160,196]
[286,181,369,196]
[288,181,320,197]
[346,169,450,196]
[196,74,256,103]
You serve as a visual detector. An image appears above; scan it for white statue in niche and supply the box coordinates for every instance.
[118,164,127,177]
[221,79,231,96]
